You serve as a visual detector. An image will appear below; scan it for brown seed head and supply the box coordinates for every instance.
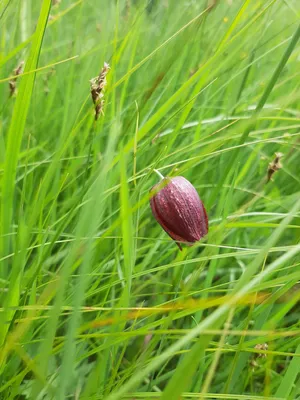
[267,152,283,182]
[90,62,110,120]
[9,61,24,97]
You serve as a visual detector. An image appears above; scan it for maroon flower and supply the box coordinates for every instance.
[150,174,208,250]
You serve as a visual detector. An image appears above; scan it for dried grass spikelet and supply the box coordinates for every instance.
[254,343,268,358]
[250,343,268,369]
[9,61,24,97]
[267,152,283,182]
[90,62,110,120]
[43,67,55,95]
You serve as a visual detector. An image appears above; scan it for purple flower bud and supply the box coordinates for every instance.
[150,176,208,250]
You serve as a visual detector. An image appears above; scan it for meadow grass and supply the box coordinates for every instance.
[0,0,300,399]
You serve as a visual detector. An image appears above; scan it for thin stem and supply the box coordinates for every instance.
[153,169,165,180]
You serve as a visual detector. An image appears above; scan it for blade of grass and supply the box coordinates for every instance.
[275,343,300,399]
[208,22,300,208]
[0,0,51,346]
[104,199,300,400]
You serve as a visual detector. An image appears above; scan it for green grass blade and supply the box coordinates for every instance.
[0,0,51,346]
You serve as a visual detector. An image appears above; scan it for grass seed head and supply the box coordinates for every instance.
[90,62,110,120]
[9,61,24,97]
[267,152,283,182]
